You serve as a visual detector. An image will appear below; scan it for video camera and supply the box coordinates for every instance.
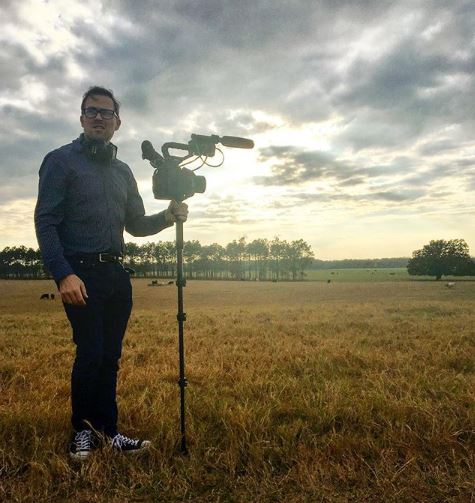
[141,134,254,201]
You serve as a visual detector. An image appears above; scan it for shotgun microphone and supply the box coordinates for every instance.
[219,136,254,149]
[141,140,163,161]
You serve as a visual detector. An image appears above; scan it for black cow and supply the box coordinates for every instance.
[40,293,56,300]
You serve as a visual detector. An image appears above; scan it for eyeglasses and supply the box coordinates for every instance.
[82,107,117,119]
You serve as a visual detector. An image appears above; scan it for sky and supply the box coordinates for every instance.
[1,0,474,260]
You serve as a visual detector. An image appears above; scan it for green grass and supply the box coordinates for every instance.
[305,267,475,282]
[305,267,410,281]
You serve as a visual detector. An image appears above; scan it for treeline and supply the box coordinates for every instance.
[0,246,43,279]
[312,257,409,269]
[0,237,315,280]
[0,242,430,281]
[125,237,314,280]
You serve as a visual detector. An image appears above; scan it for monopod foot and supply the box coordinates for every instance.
[175,440,188,456]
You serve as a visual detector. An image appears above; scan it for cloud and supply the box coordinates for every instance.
[1,0,474,256]
[368,189,427,202]
[418,138,467,156]
[3,1,474,142]
[254,146,417,188]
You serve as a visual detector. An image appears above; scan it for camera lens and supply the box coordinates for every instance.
[193,176,206,194]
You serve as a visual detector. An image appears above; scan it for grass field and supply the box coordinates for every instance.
[305,268,410,282]
[1,278,474,502]
[305,267,475,282]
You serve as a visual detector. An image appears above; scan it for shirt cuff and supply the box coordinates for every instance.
[154,210,174,230]
[49,259,75,283]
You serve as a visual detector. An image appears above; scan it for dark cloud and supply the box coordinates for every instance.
[368,189,427,202]
[455,158,475,168]
[255,146,418,188]
[328,3,475,150]
[4,0,474,145]
[270,186,429,207]
[418,139,465,156]
[0,43,35,91]
[0,105,77,181]
[256,146,348,185]
[0,175,39,204]
[268,188,427,207]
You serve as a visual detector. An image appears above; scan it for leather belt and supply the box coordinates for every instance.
[67,252,123,264]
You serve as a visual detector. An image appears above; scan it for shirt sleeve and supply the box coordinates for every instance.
[124,170,174,237]
[34,153,74,282]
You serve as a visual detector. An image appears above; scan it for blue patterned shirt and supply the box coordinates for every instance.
[35,137,171,281]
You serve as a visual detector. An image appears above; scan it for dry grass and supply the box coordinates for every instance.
[1,279,474,502]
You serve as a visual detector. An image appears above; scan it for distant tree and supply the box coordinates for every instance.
[288,239,314,280]
[163,241,176,278]
[247,238,269,280]
[407,239,475,280]
[204,243,225,279]
[124,242,141,273]
[183,240,202,278]
[270,237,288,280]
[142,242,156,276]
[226,237,246,280]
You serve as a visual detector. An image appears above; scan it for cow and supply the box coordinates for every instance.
[40,293,56,300]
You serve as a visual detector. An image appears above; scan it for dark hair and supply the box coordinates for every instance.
[81,86,120,114]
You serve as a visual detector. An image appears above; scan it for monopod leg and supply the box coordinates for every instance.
[175,219,188,454]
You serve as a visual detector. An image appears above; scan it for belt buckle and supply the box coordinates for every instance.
[98,253,108,263]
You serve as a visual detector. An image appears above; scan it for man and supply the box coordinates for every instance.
[35,86,188,460]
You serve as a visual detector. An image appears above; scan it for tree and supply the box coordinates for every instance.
[203,243,225,279]
[288,239,314,280]
[270,237,288,280]
[407,239,475,280]
[225,237,246,280]
[247,238,269,280]
[183,240,202,278]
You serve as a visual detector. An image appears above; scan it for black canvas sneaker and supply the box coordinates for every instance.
[110,433,151,453]
[69,429,94,460]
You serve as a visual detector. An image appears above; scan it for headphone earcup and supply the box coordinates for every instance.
[81,135,117,163]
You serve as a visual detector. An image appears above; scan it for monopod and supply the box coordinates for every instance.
[142,133,254,453]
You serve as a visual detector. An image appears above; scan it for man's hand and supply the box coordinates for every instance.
[165,200,189,225]
[59,274,88,306]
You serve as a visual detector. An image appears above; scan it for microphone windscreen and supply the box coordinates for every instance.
[220,136,254,149]
[141,140,158,160]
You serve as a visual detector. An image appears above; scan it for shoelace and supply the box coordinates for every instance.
[112,434,139,448]
[75,430,92,450]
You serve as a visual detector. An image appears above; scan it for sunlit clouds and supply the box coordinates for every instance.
[1,0,474,259]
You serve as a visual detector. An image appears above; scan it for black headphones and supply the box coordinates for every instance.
[80,133,117,163]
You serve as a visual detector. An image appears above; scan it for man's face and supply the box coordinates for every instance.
[80,94,121,143]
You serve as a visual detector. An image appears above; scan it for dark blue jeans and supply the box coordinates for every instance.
[63,260,132,437]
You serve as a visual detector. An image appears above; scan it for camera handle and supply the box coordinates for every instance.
[175,213,188,454]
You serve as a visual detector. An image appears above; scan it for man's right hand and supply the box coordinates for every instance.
[59,274,88,306]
